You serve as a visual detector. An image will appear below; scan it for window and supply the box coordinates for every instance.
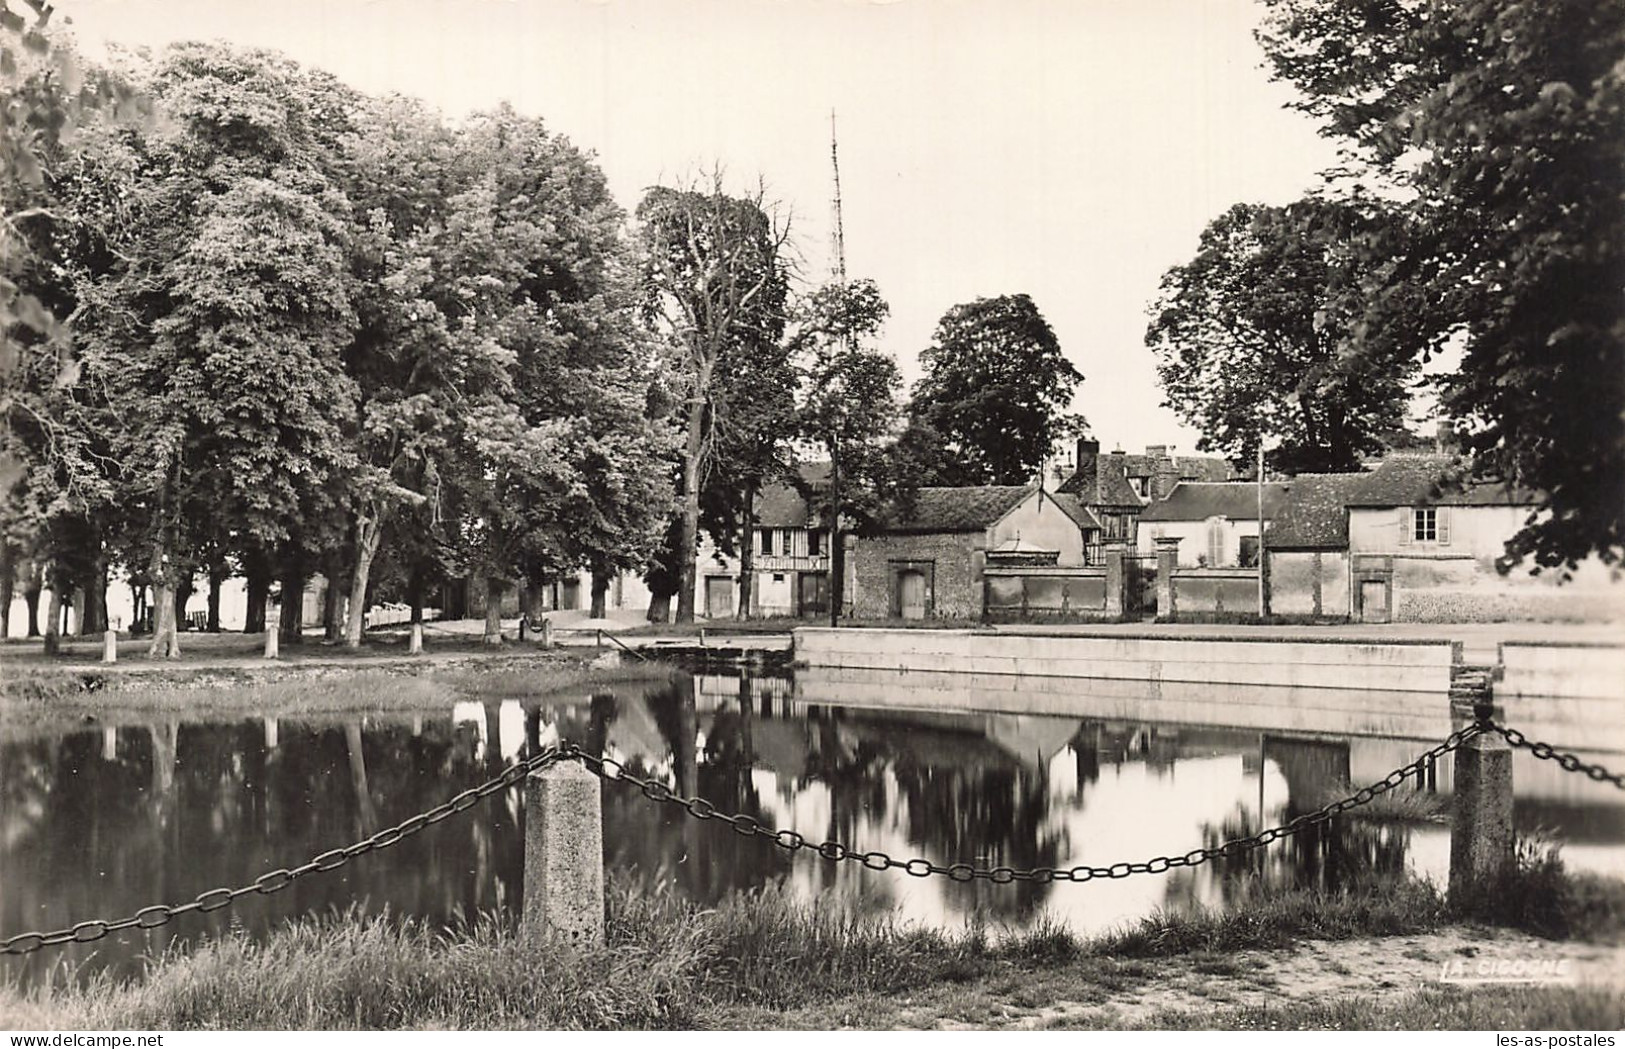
[772,573,786,583]
[808,530,822,556]
[1206,517,1227,567]
[758,528,774,555]
[1413,508,1437,542]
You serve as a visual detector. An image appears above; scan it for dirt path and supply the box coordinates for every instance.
[714,927,1625,1030]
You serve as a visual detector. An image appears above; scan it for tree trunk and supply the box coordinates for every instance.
[278,553,305,644]
[23,561,42,637]
[408,564,424,625]
[244,554,269,634]
[0,544,13,640]
[322,565,342,642]
[590,566,609,619]
[483,576,504,647]
[130,581,145,634]
[737,483,757,620]
[42,579,61,656]
[675,382,709,625]
[84,556,108,635]
[206,560,226,632]
[647,587,672,624]
[828,458,845,626]
[147,548,181,659]
[174,575,193,633]
[344,512,384,648]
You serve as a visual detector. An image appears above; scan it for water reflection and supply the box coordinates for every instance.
[2,665,1622,988]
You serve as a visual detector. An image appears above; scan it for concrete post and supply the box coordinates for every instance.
[1154,537,1181,622]
[1103,544,1126,619]
[263,627,279,660]
[102,629,118,664]
[539,616,552,650]
[521,760,604,947]
[408,622,423,654]
[1449,721,1515,901]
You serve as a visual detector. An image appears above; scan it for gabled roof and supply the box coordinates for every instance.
[1140,481,1293,523]
[878,486,1033,533]
[756,462,834,527]
[1346,455,1538,508]
[1048,491,1103,533]
[1056,456,1142,508]
[1111,452,1236,483]
[1266,473,1369,550]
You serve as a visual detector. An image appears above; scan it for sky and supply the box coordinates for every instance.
[58,0,1344,457]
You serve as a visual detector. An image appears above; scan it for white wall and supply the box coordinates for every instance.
[1138,516,1260,567]
[991,491,1088,565]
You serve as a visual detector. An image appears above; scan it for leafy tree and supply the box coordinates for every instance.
[909,293,1082,486]
[1257,0,1625,569]
[67,43,360,656]
[1146,196,1419,473]
[635,173,789,623]
[792,278,900,623]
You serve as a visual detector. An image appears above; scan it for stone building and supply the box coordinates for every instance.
[849,486,1098,620]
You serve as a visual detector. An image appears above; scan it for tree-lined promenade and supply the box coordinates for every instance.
[3,0,1621,660]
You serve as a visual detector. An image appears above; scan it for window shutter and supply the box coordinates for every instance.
[1438,507,1451,546]
[1397,508,1412,546]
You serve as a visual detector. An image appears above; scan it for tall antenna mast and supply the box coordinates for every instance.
[830,108,847,284]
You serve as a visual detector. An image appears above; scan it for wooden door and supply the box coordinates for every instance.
[898,570,927,620]
[705,576,735,618]
[1359,579,1389,623]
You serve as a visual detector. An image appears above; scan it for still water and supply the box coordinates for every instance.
[3,665,1623,987]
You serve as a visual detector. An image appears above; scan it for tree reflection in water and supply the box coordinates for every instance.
[4,665,1617,991]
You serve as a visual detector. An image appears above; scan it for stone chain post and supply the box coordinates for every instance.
[521,759,604,947]
[1449,697,1515,901]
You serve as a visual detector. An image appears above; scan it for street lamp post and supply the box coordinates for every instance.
[1257,442,1266,619]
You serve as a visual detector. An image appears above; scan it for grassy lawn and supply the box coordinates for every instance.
[5,872,1622,1031]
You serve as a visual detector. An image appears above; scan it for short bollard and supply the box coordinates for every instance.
[1449,724,1515,901]
[102,629,118,664]
[263,628,279,660]
[408,622,423,655]
[539,616,552,650]
[521,760,604,947]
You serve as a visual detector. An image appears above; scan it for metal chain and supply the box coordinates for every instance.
[0,746,569,957]
[564,724,1485,886]
[1492,723,1625,790]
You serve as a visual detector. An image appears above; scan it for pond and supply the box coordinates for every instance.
[3,662,1623,988]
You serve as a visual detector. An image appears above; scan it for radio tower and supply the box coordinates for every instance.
[830,109,848,285]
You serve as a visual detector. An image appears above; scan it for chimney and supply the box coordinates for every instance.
[1074,438,1100,497]
[1145,444,1168,458]
[1436,419,1459,454]
[1152,456,1179,502]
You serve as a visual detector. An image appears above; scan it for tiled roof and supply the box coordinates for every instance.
[1346,455,1538,508]
[880,486,1034,533]
[1266,473,1368,549]
[1056,457,1143,508]
[1047,491,1103,533]
[756,462,835,527]
[1139,482,1293,523]
[1111,452,1236,483]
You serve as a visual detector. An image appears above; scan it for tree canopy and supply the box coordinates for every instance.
[1147,196,1419,474]
[1256,0,1625,570]
[909,293,1082,486]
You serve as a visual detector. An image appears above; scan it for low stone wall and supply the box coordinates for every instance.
[1169,567,1259,620]
[1499,642,1625,700]
[795,663,1449,738]
[983,566,1112,622]
[794,627,1455,693]
[1269,551,1350,618]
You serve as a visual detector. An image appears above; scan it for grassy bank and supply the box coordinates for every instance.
[0,650,675,724]
[7,865,1623,1031]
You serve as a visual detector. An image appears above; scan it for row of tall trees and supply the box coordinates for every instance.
[1148,0,1623,572]
[2,18,1091,642]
